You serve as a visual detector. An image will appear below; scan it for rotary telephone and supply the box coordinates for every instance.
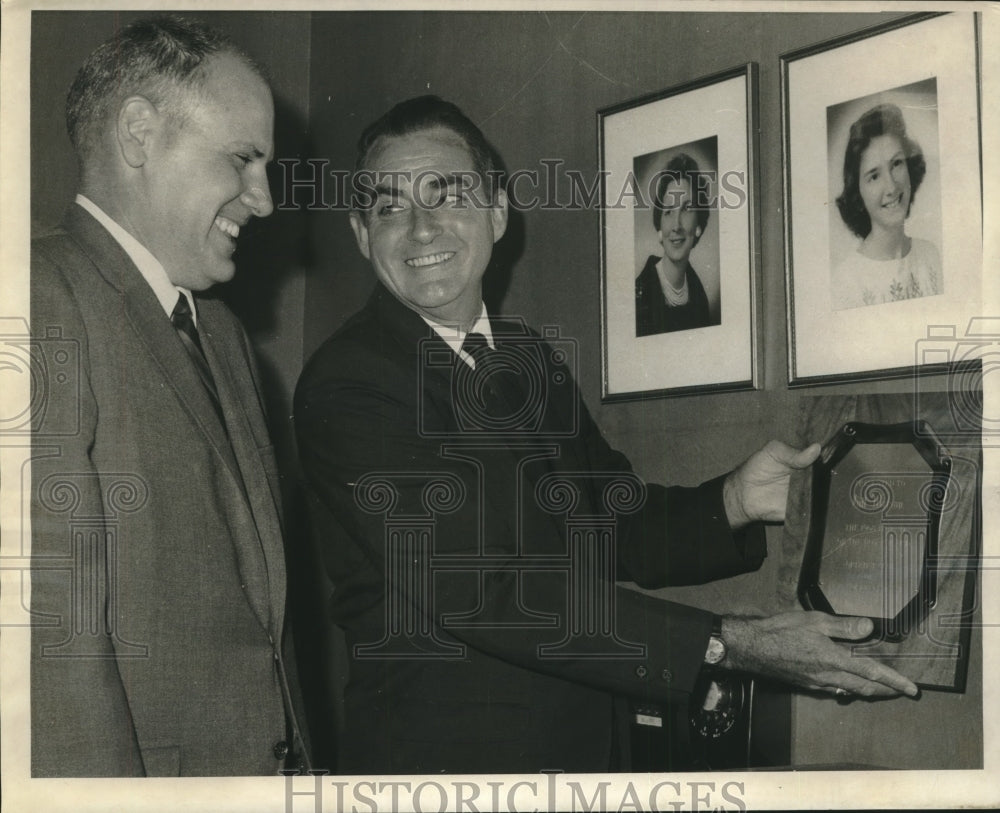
[628,672,755,771]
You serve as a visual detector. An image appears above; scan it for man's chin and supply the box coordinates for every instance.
[411,291,481,325]
[189,261,238,291]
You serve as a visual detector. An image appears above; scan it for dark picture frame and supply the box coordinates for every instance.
[599,63,761,400]
[796,419,975,692]
[782,12,983,386]
[797,421,969,691]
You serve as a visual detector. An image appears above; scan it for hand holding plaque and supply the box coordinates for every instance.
[723,440,822,527]
[718,612,919,698]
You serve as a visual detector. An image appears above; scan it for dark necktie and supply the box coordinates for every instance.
[460,331,492,367]
[458,332,530,428]
[171,293,226,428]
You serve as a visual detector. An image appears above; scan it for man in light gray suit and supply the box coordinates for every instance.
[30,16,307,776]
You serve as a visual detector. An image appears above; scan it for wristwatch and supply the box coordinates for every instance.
[703,615,728,666]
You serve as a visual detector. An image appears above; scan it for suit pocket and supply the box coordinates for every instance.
[142,745,181,777]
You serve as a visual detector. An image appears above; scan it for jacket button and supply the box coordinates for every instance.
[635,665,647,678]
[661,668,673,682]
[273,740,289,760]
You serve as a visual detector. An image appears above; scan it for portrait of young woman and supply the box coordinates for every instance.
[826,79,942,311]
[632,136,722,336]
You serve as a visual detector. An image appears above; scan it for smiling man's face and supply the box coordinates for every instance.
[128,51,274,291]
[349,126,508,328]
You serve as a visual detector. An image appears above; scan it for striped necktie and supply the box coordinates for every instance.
[170,293,226,429]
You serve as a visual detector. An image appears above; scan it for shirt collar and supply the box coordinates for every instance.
[420,304,493,368]
[75,194,197,324]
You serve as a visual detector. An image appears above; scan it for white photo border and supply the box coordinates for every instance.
[782,12,983,386]
[599,63,760,401]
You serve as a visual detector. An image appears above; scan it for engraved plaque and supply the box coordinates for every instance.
[798,422,951,641]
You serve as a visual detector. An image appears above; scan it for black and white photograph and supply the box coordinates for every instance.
[0,4,996,813]
[601,64,759,399]
[783,12,982,385]
[827,78,943,312]
[633,136,722,337]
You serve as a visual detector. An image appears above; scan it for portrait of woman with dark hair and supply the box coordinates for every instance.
[831,102,942,310]
[635,152,718,336]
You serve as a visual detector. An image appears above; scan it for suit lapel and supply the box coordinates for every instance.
[372,286,458,422]
[64,205,275,633]
[371,288,565,548]
[488,323,567,543]
[199,307,285,636]
[65,206,236,465]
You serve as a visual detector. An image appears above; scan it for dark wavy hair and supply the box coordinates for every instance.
[353,95,501,209]
[66,16,264,164]
[651,152,711,246]
[835,103,926,239]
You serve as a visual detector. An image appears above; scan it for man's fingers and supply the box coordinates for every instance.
[815,613,874,641]
[817,664,918,699]
[790,441,822,469]
[825,634,921,697]
[838,675,918,698]
[762,440,821,470]
[857,660,920,697]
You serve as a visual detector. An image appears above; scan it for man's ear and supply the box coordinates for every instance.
[348,210,372,260]
[116,96,160,168]
[491,188,509,244]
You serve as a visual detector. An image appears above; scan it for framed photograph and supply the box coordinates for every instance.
[599,63,760,400]
[782,12,982,386]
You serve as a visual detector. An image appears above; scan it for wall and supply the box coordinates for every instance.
[304,10,981,770]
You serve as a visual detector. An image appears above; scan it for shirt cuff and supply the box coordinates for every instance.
[698,473,767,569]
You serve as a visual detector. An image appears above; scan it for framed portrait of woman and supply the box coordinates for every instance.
[782,12,982,385]
[599,63,760,400]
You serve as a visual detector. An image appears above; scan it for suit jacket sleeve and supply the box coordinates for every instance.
[566,381,767,590]
[295,330,765,704]
[30,251,144,776]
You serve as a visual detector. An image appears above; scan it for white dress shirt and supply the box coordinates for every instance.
[76,194,197,324]
[421,304,494,369]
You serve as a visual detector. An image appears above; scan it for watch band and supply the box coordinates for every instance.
[704,615,727,666]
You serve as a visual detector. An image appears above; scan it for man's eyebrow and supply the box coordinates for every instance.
[426,172,473,190]
[371,172,474,197]
[374,181,400,197]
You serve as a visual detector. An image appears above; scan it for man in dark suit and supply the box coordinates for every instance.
[30,17,307,776]
[294,96,917,774]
